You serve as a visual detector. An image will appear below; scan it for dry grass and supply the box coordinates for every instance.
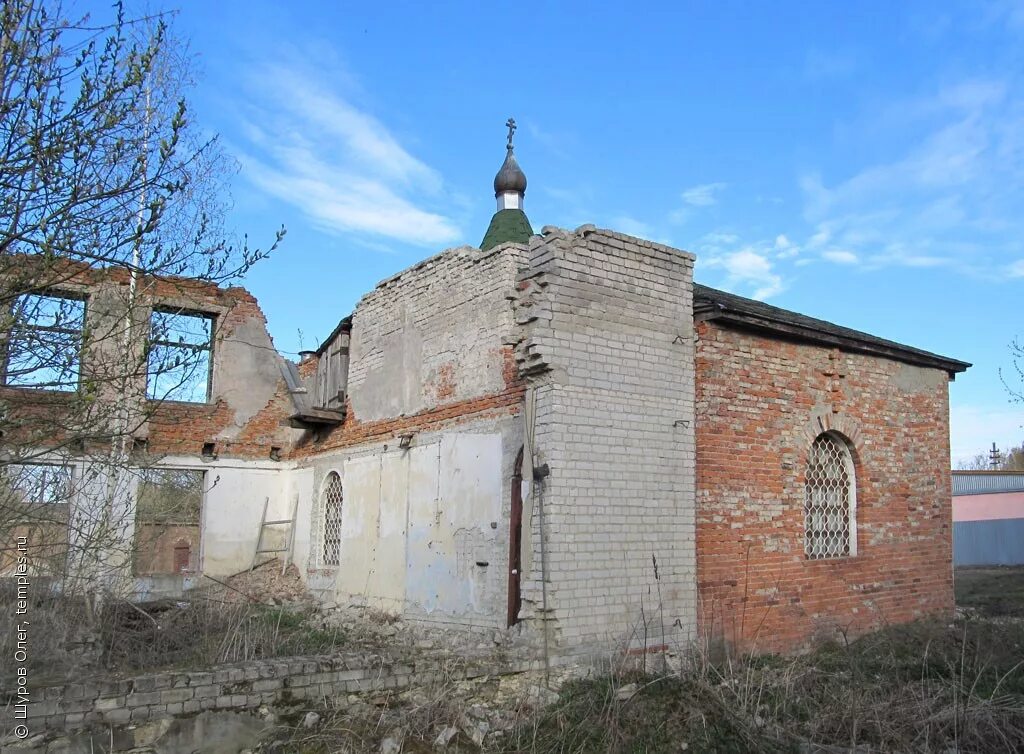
[505,617,1024,753]
[99,596,347,673]
[260,616,1024,753]
[955,566,1024,617]
[272,656,521,754]
[0,580,99,685]
[0,587,346,684]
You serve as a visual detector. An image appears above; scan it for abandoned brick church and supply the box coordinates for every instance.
[10,124,970,656]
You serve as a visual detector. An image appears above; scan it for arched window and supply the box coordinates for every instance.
[321,471,343,566]
[804,432,856,559]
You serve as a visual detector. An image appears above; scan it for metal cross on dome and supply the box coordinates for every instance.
[506,117,516,150]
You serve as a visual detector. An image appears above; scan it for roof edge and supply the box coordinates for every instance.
[694,284,970,377]
[315,315,352,356]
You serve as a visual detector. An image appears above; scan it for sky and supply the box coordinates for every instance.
[111,0,1024,465]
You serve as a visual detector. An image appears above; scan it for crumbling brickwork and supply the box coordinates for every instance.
[695,320,955,652]
[345,245,527,423]
[515,226,697,654]
[0,263,294,461]
[293,243,530,627]
[4,226,966,654]
[145,284,297,459]
[295,244,529,457]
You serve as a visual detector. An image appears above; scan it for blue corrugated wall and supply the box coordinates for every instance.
[954,519,1024,566]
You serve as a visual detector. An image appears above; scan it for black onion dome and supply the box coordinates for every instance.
[493,149,527,196]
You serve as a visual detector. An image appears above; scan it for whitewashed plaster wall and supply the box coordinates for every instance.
[139,456,292,579]
[302,417,522,627]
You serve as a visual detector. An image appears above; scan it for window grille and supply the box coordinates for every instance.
[804,433,856,559]
[322,472,343,566]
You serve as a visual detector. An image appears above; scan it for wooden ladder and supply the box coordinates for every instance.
[251,496,299,574]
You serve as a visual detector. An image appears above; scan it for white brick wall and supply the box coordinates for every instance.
[515,226,697,654]
[347,244,526,422]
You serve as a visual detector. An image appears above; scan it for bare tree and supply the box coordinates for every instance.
[0,1,282,609]
[1005,338,1024,407]
[957,444,1024,471]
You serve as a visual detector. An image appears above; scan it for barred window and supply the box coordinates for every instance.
[804,432,857,559]
[322,471,343,566]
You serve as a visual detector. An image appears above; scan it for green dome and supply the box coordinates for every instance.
[480,209,533,251]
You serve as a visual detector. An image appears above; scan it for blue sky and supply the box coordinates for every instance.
[129,1,1023,463]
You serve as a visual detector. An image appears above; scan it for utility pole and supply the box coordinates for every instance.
[989,442,1003,470]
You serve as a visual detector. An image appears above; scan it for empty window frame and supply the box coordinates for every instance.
[135,468,204,525]
[3,292,85,391]
[133,468,204,575]
[1,462,73,574]
[804,432,857,559]
[147,309,213,403]
[1,463,73,506]
[321,471,343,566]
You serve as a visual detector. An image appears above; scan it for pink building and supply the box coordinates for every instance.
[953,471,1024,565]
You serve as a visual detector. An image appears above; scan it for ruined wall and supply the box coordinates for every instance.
[296,244,529,627]
[514,226,697,655]
[0,263,297,459]
[142,282,299,459]
[5,650,543,734]
[344,246,525,424]
[128,283,298,588]
[125,456,298,598]
[695,321,954,653]
[3,270,299,593]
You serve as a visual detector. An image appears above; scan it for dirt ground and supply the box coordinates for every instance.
[955,565,1024,616]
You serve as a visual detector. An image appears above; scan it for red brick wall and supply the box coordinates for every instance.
[145,287,294,460]
[695,320,954,653]
[1,264,294,461]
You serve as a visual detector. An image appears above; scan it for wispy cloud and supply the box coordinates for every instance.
[543,184,598,230]
[681,182,727,207]
[232,63,461,247]
[671,182,727,224]
[799,78,1024,276]
[774,234,800,259]
[694,232,786,300]
[707,249,784,300]
[611,216,654,239]
[984,0,1024,31]
[822,249,859,265]
[524,120,576,160]
[610,215,674,246]
[803,48,858,81]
